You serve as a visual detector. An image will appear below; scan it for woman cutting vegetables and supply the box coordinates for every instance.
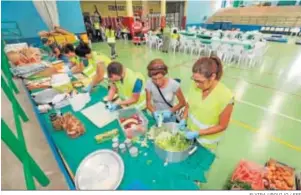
[146,59,186,124]
[74,42,111,93]
[105,61,146,111]
[179,56,234,151]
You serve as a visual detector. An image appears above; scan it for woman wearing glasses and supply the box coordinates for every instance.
[105,61,146,111]
[145,59,186,124]
[179,56,234,151]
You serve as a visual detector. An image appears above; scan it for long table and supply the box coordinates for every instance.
[183,36,253,50]
[26,78,216,190]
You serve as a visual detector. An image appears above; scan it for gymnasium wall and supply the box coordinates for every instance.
[1,0,85,45]
[186,0,223,26]
[80,1,161,17]
[1,1,48,40]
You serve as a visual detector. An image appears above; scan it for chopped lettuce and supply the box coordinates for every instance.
[155,131,191,152]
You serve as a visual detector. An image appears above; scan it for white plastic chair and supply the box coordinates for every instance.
[230,45,245,65]
[144,33,149,45]
[208,41,221,57]
[190,40,202,56]
[178,36,187,53]
[156,38,163,50]
[169,39,179,53]
[183,39,194,54]
[241,42,267,68]
[219,44,233,63]
[149,35,159,49]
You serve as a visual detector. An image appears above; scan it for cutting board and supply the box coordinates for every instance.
[81,102,118,128]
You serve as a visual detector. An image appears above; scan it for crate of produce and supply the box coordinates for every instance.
[263,159,296,190]
[117,107,148,139]
[231,159,266,190]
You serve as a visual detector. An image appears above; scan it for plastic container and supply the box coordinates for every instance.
[129,147,138,157]
[119,143,126,153]
[112,137,119,144]
[49,113,63,130]
[117,108,148,138]
[124,139,132,148]
[112,143,119,153]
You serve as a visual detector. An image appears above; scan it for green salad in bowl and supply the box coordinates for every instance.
[154,130,191,152]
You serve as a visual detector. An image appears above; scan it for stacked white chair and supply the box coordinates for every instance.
[183,39,194,54]
[156,37,163,50]
[240,41,267,68]
[230,45,245,66]
[144,33,149,45]
[208,41,221,57]
[178,36,187,53]
[218,44,232,63]
[148,35,160,49]
[190,40,206,56]
[169,39,179,53]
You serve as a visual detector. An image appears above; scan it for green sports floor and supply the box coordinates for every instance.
[92,39,301,189]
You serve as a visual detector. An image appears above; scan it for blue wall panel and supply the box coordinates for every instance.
[1,0,86,45]
[57,0,85,34]
[1,1,48,39]
[186,0,214,25]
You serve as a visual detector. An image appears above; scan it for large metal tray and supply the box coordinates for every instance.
[75,149,124,190]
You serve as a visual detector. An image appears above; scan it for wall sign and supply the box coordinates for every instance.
[108,5,125,11]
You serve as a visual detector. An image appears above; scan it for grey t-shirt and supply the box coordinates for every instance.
[145,78,180,111]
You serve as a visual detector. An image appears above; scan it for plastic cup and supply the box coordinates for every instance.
[119,143,126,153]
[112,143,119,152]
[124,139,132,148]
[129,147,138,157]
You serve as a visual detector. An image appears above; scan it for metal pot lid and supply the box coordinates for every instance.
[75,149,124,190]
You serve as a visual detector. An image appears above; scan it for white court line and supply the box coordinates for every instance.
[236,99,301,124]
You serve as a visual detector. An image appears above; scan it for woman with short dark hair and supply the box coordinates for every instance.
[146,59,186,124]
[106,61,146,111]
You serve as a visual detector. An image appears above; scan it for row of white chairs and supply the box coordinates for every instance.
[211,41,269,68]
[144,32,269,68]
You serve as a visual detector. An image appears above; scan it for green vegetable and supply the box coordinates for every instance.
[155,131,191,152]
[224,180,252,190]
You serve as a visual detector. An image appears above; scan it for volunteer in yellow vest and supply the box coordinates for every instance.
[62,43,79,68]
[162,24,171,53]
[74,42,111,93]
[93,19,101,42]
[179,56,234,151]
[106,61,146,111]
[105,25,118,59]
[171,29,180,41]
